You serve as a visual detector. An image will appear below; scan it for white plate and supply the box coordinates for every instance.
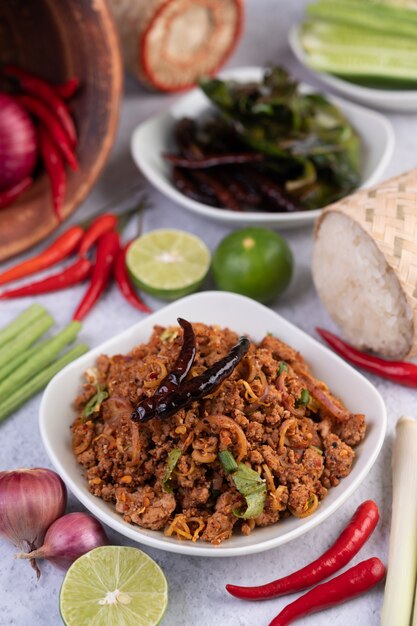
[131,66,394,229]
[289,25,417,112]
[40,292,386,557]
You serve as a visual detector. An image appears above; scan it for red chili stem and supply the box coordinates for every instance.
[73,230,120,321]
[0,257,91,299]
[16,95,78,171]
[316,327,417,388]
[269,557,386,626]
[0,177,32,210]
[226,500,379,601]
[114,242,151,313]
[4,65,77,146]
[38,126,67,222]
[54,78,80,101]
[0,225,83,286]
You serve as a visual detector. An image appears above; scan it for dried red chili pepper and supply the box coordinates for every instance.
[0,177,32,210]
[0,225,83,286]
[163,152,264,168]
[316,327,417,388]
[113,242,151,313]
[73,230,120,321]
[135,318,196,420]
[132,335,250,422]
[54,78,80,101]
[4,65,77,146]
[16,95,78,171]
[191,170,243,211]
[0,257,91,299]
[226,500,379,601]
[38,126,66,221]
[172,167,218,206]
[243,169,302,212]
[269,557,386,626]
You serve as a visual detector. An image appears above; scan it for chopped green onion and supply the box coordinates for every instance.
[278,362,289,375]
[83,384,109,419]
[163,448,182,493]
[160,328,179,343]
[296,388,310,407]
[219,450,238,473]
[309,445,323,455]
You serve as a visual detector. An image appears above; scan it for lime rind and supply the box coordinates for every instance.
[126,229,211,299]
[60,546,168,626]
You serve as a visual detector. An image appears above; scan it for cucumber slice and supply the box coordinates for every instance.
[307,1,417,39]
[307,49,417,83]
[302,20,417,52]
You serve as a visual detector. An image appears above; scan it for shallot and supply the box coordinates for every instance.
[0,468,67,577]
[0,92,37,192]
[16,512,108,570]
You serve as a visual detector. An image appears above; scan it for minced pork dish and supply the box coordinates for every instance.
[71,321,366,545]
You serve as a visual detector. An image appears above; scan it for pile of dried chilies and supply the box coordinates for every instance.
[0,204,151,321]
[1,66,80,219]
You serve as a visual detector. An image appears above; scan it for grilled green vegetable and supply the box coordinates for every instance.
[200,66,360,208]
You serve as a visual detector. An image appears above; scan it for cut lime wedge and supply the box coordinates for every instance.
[126,229,211,300]
[60,546,168,626]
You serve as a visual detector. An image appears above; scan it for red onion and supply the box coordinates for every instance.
[0,92,37,191]
[0,468,67,577]
[16,512,108,570]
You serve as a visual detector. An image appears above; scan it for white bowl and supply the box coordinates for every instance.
[40,292,386,557]
[289,26,417,113]
[131,66,394,229]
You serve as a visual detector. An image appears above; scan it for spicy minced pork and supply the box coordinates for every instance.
[71,322,366,545]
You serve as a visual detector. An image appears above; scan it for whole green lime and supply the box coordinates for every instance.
[212,227,293,303]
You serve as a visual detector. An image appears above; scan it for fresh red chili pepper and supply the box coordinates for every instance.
[226,500,379,601]
[38,126,66,221]
[16,95,78,171]
[77,214,118,257]
[4,65,77,146]
[0,177,32,209]
[54,77,80,101]
[268,557,386,626]
[113,242,151,314]
[0,225,83,286]
[316,327,417,388]
[0,257,91,299]
[73,230,120,321]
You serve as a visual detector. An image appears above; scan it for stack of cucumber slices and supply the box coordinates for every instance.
[300,0,417,88]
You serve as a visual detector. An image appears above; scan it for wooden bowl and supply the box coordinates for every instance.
[0,0,123,262]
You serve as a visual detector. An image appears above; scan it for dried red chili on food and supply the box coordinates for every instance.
[132,334,250,422]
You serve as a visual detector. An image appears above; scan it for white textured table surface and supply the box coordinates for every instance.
[1,2,416,625]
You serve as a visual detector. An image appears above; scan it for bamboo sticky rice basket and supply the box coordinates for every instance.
[315,168,417,358]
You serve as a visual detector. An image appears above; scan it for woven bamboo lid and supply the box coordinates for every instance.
[315,168,417,358]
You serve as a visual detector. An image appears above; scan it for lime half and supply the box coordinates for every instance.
[60,546,168,626]
[126,229,211,301]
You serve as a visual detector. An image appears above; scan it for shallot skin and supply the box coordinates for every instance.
[0,468,67,552]
[17,511,108,570]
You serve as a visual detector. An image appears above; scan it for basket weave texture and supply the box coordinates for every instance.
[316,169,417,358]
